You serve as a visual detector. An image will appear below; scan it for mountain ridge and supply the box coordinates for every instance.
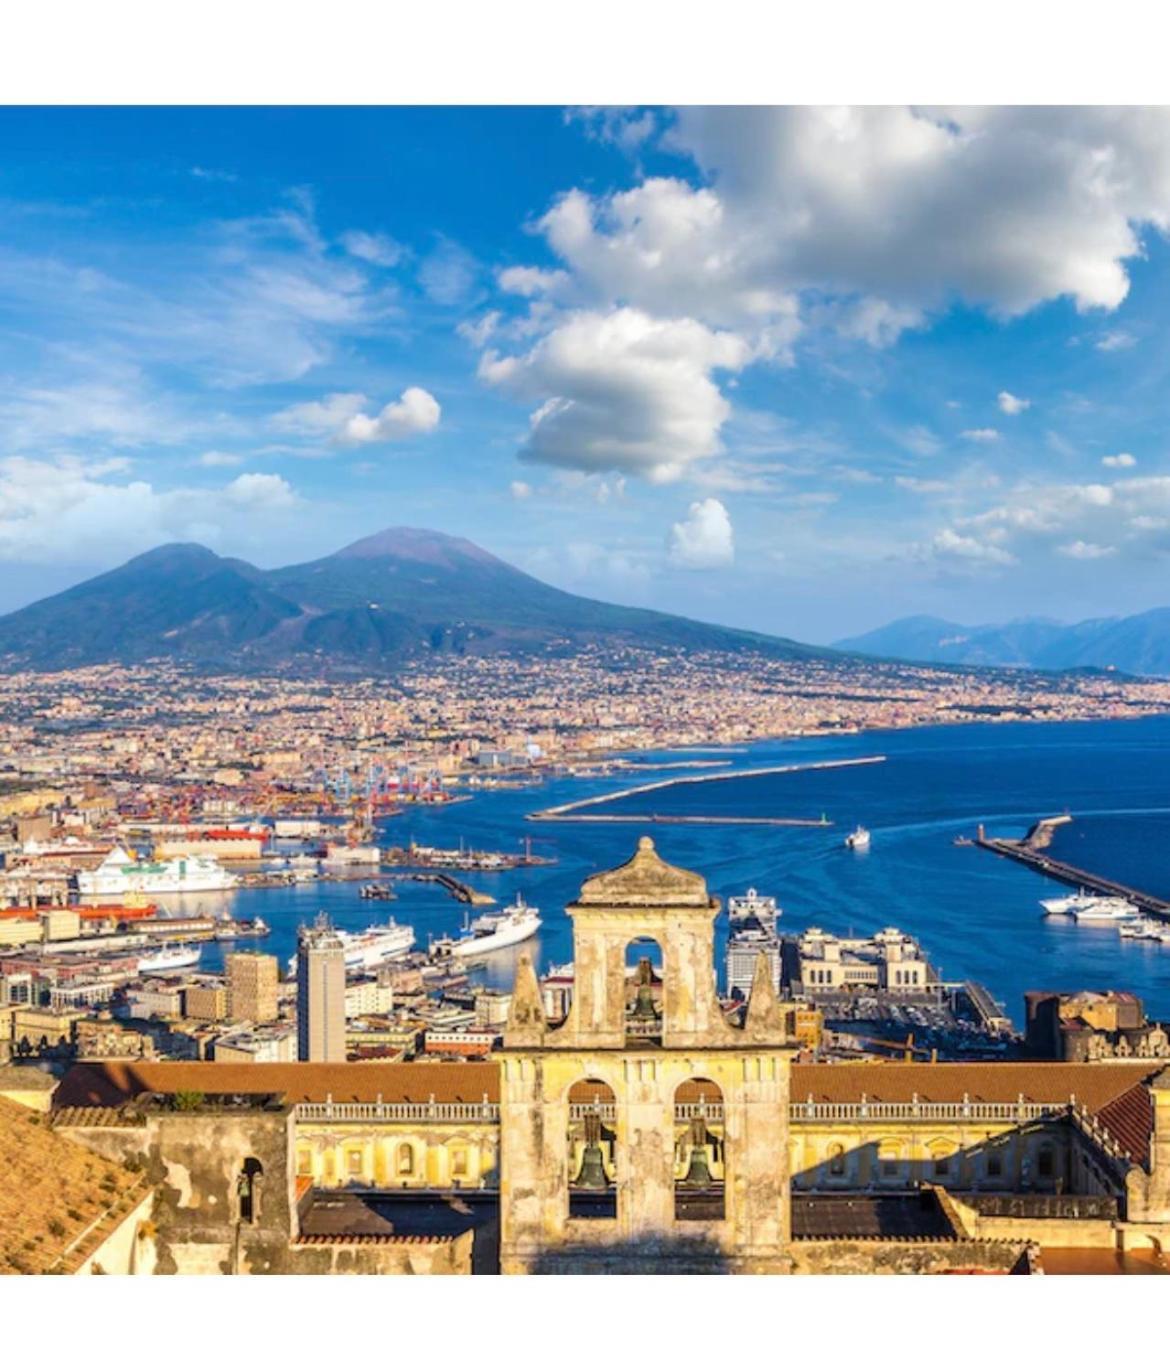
[0,528,833,673]
[835,609,1170,677]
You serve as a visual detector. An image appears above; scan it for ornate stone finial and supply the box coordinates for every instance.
[637,836,655,853]
[504,953,547,1045]
[574,835,714,910]
[744,951,787,1039]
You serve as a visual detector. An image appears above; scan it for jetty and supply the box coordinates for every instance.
[975,817,1170,922]
[527,754,886,824]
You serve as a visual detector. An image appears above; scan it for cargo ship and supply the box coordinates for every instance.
[78,846,238,896]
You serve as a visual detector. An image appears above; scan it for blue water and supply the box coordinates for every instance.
[178,715,1170,1025]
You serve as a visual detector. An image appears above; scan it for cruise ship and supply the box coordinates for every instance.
[138,944,202,974]
[430,896,541,962]
[1040,892,1139,922]
[287,917,415,974]
[78,847,238,897]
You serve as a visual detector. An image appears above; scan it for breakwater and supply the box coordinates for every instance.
[975,818,1170,922]
[526,754,886,824]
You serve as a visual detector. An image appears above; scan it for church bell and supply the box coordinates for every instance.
[630,955,658,1021]
[680,1115,715,1188]
[572,1111,610,1190]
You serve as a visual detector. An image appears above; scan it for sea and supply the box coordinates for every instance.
[176,714,1170,1026]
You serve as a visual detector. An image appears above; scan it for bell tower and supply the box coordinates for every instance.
[498,836,796,1274]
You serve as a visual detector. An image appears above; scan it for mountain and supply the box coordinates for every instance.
[835,609,1170,676]
[0,528,830,672]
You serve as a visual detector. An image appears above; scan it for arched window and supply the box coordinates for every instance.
[568,1078,616,1220]
[675,1079,724,1221]
[396,1143,415,1177]
[624,940,663,1044]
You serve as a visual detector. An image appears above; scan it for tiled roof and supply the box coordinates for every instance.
[791,1061,1157,1114]
[55,1059,500,1108]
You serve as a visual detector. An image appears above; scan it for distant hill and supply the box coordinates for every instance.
[0,527,832,672]
[835,610,1170,676]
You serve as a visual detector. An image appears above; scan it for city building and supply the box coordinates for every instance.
[794,926,936,995]
[296,916,346,1063]
[226,952,279,1024]
[1025,991,1170,1062]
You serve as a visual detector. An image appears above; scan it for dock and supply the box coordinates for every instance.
[533,813,831,827]
[974,818,1170,922]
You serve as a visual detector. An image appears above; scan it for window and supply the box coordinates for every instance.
[881,1156,899,1177]
[1038,1146,1055,1179]
[828,1145,846,1177]
[933,1155,950,1177]
[296,1149,312,1177]
[397,1143,415,1176]
[452,1148,468,1177]
[347,1149,363,1178]
[987,1150,1003,1179]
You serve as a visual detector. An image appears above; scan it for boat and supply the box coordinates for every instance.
[1040,892,1139,922]
[360,882,396,900]
[138,944,202,974]
[429,895,542,962]
[287,917,415,973]
[1119,918,1170,943]
[78,846,238,897]
[845,826,871,851]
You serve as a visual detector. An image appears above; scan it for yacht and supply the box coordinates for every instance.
[845,826,871,851]
[1119,918,1170,942]
[429,895,542,962]
[1062,896,1139,922]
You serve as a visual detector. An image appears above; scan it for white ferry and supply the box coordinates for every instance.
[138,944,202,974]
[287,917,415,974]
[1041,892,1139,922]
[845,825,871,851]
[430,896,541,963]
[78,846,238,897]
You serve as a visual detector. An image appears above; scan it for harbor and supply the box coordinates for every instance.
[975,817,1170,923]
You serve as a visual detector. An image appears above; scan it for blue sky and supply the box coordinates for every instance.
[3,105,1170,642]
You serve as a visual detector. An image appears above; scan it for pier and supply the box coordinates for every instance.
[975,818,1170,922]
[527,754,886,824]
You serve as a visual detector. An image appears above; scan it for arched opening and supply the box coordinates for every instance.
[624,938,663,1045]
[568,1078,616,1219]
[237,1157,264,1225]
[396,1142,415,1183]
[827,1143,847,1180]
[674,1079,724,1220]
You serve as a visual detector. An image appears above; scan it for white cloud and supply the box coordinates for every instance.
[457,311,501,348]
[930,527,1015,566]
[668,497,735,569]
[498,265,571,298]
[1102,452,1137,468]
[338,388,441,444]
[197,450,244,468]
[1058,539,1115,559]
[271,387,440,445]
[341,230,403,268]
[418,237,479,305]
[962,428,1001,442]
[0,456,300,563]
[223,472,297,508]
[509,480,532,500]
[1096,329,1136,352]
[997,390,1030,415]
[479,307,749,482]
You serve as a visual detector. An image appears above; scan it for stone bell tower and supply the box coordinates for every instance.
[498,836,795,1274]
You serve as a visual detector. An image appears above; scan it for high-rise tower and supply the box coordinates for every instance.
[296,915,346,1063]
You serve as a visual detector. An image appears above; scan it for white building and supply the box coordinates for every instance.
[796,926,934,994]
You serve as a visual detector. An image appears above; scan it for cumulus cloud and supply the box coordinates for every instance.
[341,230,404,268]
[197,450,244,468]
[1102,452,1137,468]
[1058,539,1115,559]
[271,387,440,445]
[962,428,1001,442]
[668,497,735,568]
[997,390,1031,415]
[0,456,299,563]
[930,527,1015,566]
[478,307,749,482]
